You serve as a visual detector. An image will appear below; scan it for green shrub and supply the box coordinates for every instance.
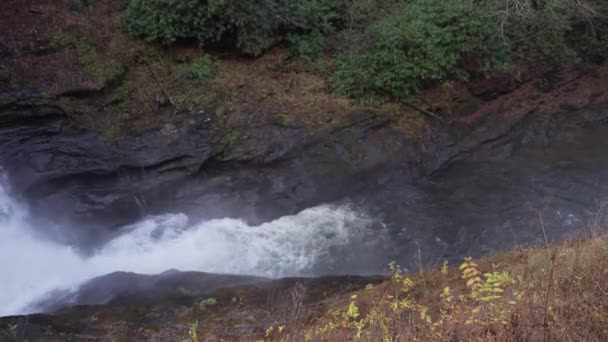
[122,0,284,55]
[482,0,608,63]
[121,0,606,102]
[568,1,608,62]
[70,0,94,11]
[287,0,347,58]
[190,55,213,82]
[571,22,608,62]
[122,0,347,57]
[288,30,329,59]
[332,49,416,103]
[332,0,497,101]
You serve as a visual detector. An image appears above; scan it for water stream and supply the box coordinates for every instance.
[0,184,383,316]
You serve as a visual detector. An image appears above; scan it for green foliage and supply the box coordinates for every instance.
[54,32,125,85]
[122,0,607,102]
[189,55,213,83]
[183,321,198,342]
[345,295,360,319]
[480,0,604,62]
[7,323,18,338]
[122,0,198,45]
[100,126,118,141]
[287,0,347,58]
[305,259,523,340]
[122,0,283,55]
[332,0,606,102]
[288,30,330,59]
[198,297,217,310]
[570,13,608,62]
[491,0,607,62]
[332,0,497,102]
[70,0,94,11]
[122,0,346,56]
[440,260,449,275]
[264,324,286,339]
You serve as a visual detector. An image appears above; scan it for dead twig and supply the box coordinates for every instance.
[537,212,555,342]
[180,88,194,106]
[543,251,556,342]
[248,96,269,124]
[403,101,444,122]
[19,315,29,342]
[148,64,176,107]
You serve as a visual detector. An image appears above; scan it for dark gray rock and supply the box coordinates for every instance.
[2,86,608,254]
[34,270,268,312]
[0,89,220,243]
[0,89,421,245]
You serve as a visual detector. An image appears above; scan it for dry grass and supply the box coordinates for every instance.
[253,227,608,341]
[4,229,607,341]
[214,50,356,128]
[171,224,608,342]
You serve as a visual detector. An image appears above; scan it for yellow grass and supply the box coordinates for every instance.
[257,230,608,341]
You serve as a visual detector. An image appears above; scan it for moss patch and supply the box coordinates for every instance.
[53,32,125,87]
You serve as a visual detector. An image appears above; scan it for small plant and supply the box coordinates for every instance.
[264,324,286,339]
[288,31,329,60]
[190,56,214,83]
[183,321,198,342]
[460,257,483,297]
[345,295,360,320]
[456,257,521,328]
[440,260,449,275]
[7,323,18,338]
[198,297,217,310]
[100,126,118,141]
[302,257,529,340]
[70,0,94,11]
[231,296,245,308]
[332,0,499,102]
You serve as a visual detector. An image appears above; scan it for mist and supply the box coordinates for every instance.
[0,182,379,316]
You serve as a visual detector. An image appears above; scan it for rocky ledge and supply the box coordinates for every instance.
[2,62,608,245]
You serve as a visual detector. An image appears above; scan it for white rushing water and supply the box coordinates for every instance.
[0,182,374,316]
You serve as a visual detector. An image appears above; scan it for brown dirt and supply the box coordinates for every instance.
[458,64,608,125]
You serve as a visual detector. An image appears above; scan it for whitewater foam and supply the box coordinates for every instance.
[0,183,374,316]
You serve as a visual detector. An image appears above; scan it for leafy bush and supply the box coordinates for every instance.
[122,0,284,55]
[482,0,608,62]
[568,1,608,62]
[332,0,607,102]
[332,0,497,101]
[288,31,329,59]
[70,0,95,11]
[122,0,346,57]
[190,55,213,82]
[571,22,608,62]
[287,0,347,58]
[122,0,606,102]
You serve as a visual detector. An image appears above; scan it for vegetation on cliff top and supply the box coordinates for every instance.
[122,0,608,103]
[5,0,607,138]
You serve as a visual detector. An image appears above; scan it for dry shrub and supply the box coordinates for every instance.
[263,231,608,341]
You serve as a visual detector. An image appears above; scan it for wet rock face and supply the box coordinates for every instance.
[0,89,220,242]
[0,273,385,341]
[2,79,608,341]
[35,271,268,312]
[1,80,608,247]
[0,88,417,243]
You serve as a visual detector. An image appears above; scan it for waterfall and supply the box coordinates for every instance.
[0,181,374,316]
